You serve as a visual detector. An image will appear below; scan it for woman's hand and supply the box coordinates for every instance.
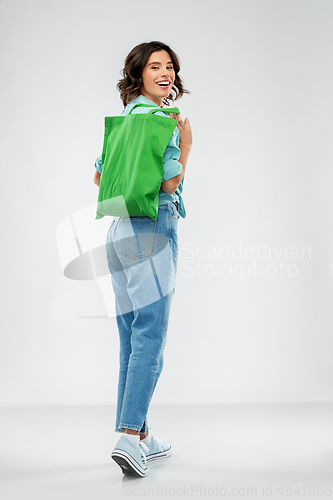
[170,113,192,148]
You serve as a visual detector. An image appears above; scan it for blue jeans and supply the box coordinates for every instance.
[106,202,180,434]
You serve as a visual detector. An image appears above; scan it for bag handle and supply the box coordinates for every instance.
[128,103,180,115]
[148,107,180,115]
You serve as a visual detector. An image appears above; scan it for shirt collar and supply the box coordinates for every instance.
[131,94,161,108]
[121,94,164,116]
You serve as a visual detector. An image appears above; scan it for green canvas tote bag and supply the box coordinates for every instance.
[95,103,180,220]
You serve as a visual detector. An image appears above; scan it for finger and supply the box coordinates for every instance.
[173,116,181,124]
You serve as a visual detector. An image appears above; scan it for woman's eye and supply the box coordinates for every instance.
[152,66,173,70]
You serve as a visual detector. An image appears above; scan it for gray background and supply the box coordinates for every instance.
[0,0,332,405]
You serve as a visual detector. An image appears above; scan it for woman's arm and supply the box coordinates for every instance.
[94,170,101,187]
[160,144,191,194]
[161,115,192,194]
[94,155,102,186]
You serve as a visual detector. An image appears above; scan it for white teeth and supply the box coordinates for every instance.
[157,82,169,86]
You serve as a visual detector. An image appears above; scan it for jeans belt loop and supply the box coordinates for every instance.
[172,201,179,211]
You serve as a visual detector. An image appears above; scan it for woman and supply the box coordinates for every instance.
[94,41,192,477]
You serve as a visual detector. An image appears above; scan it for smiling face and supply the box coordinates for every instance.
[140,50,175,107]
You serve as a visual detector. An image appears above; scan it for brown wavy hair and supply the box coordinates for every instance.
[116,41,190,108]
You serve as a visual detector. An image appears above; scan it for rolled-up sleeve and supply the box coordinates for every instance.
[162,127,182,182]
[95,154,102,174]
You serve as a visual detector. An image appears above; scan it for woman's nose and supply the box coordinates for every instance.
[161,69,170,78]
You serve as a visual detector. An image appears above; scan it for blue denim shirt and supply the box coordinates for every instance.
[94,94,186,218]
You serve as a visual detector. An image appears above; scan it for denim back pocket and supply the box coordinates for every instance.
[115,217,157,260]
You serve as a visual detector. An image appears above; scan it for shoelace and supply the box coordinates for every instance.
[139,432,167,452]
[139,441,149,465]
[150,432,167,450]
